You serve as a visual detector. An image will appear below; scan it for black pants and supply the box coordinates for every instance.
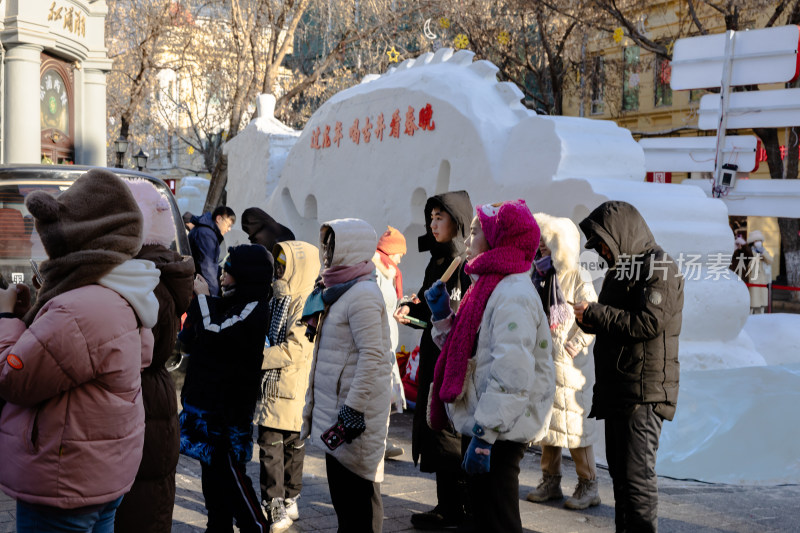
[325,453,383,533]
[462,437,526,533]
[201,449,269,533]
[605,404,664,533]
[257,426,305,502]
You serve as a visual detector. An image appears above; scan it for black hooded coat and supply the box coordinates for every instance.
[241,207,295,253]
[578,201,683,421]
[405,190,473,473]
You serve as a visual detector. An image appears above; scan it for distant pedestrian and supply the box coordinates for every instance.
[254,240,320,532]
[242,207,295,253]
[188,206,235,297]
[0,169,159,533]
[183,211,195,232]
[393,191,473,530]
[574,201,683,533]
[301,219,393,533]
[115,179,195,533]
[179,244,273,533]
[372,226,407,459]
[745,230,772,314]
[527,213,600,510]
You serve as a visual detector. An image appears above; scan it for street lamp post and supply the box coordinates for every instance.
[113,135,128,168]
[134,149,149,172]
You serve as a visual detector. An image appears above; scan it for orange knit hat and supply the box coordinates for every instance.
[377,226,407,255]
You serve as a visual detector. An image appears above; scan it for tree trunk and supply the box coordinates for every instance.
[204,151,228,213]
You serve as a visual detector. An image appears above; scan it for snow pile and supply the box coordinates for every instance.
[658,362,800,485]
[175,176,210,216]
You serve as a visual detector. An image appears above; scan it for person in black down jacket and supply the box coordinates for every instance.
[188,206,236,297]
[394,190,472,530]
[179,244,273,533]
[572,201,683,533]
[115,180,195,533]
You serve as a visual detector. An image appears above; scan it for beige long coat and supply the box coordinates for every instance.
[253,240,320,432]
[301,219,393,482]
[533,213,598,450]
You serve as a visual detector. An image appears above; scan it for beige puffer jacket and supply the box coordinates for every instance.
[254,240,320,432]
[533,213,598,450]
[301,219,393,482]
[433,273,555,445]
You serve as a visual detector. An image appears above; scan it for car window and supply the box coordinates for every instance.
[0,175,188,295]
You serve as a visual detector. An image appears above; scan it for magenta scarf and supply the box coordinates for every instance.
[428,245,534,431]
[322,260,374,287]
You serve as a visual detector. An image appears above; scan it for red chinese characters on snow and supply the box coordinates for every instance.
[309,103,437,149]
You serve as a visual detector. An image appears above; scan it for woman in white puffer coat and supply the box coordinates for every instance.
[527,213,600,510]
[300,218,393,533]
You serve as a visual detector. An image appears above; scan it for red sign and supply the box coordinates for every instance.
[165,179,177,194]
[310,103,437,150]
[646,172,672,183]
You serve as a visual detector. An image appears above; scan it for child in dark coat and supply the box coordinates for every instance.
[179,243,273,533]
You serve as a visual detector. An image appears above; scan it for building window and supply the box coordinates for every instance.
[655,56,672,107]
[590,56,605,115]
[622,46,640,111]
[690,89,705,102]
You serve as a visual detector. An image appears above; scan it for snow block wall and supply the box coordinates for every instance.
[261,48,751,370]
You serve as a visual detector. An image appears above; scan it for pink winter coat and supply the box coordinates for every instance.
[0,284,154,508]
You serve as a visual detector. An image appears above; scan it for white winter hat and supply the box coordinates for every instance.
[747,230,765,244]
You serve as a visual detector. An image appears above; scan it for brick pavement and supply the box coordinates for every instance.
[2,411,799,532]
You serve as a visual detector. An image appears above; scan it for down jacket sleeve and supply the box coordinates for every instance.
[0,305,98,407]
[344,291,390,414]
[566,275,597,350]
[190,227,221,297]
[261,299,308,370]
[472,292,551,444]
[582,254,676,343]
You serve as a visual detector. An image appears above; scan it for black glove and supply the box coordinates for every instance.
[338,404,366,443]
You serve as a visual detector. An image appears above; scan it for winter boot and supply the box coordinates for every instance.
[410,505,464,530]
[384,441,404,460]
[266,497,293,533]
[564,478,601,510]
[284,495,300,521]
[525,473,563,503]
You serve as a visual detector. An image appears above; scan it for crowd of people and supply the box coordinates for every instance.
[0,169,685,533]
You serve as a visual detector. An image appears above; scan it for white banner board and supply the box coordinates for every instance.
[671,25,800,90]
[640,135,758,172]
[698,88,800,129]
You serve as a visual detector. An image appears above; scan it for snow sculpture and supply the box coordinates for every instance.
[225,94,300,214]
[258,48,751,370]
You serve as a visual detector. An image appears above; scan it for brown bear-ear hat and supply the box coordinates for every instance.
[25,168,143,261]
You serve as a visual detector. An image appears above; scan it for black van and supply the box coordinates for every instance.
[0,165,190,291]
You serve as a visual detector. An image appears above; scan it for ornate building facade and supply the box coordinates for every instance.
[1,0,110,165]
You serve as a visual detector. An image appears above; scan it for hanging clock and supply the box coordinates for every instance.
[40,69,69,134]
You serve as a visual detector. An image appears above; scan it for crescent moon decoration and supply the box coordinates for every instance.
[423,18,437,40]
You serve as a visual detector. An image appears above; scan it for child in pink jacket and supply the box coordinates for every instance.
[0,169,159,533]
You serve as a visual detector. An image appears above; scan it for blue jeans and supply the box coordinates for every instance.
[16,496,124,533]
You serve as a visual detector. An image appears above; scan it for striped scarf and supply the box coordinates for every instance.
[260,295,292,400]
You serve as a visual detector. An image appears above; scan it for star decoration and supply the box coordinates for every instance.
[386,46,400,63]
[613,27,624,43]
[454,33,469,50]
[187,146,195,155]
[498,31,510,46]
[439,17,450,29]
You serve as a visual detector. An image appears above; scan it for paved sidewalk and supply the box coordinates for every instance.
[1,411,798,532]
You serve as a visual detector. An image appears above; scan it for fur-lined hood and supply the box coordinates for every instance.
[534,213,581,274]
